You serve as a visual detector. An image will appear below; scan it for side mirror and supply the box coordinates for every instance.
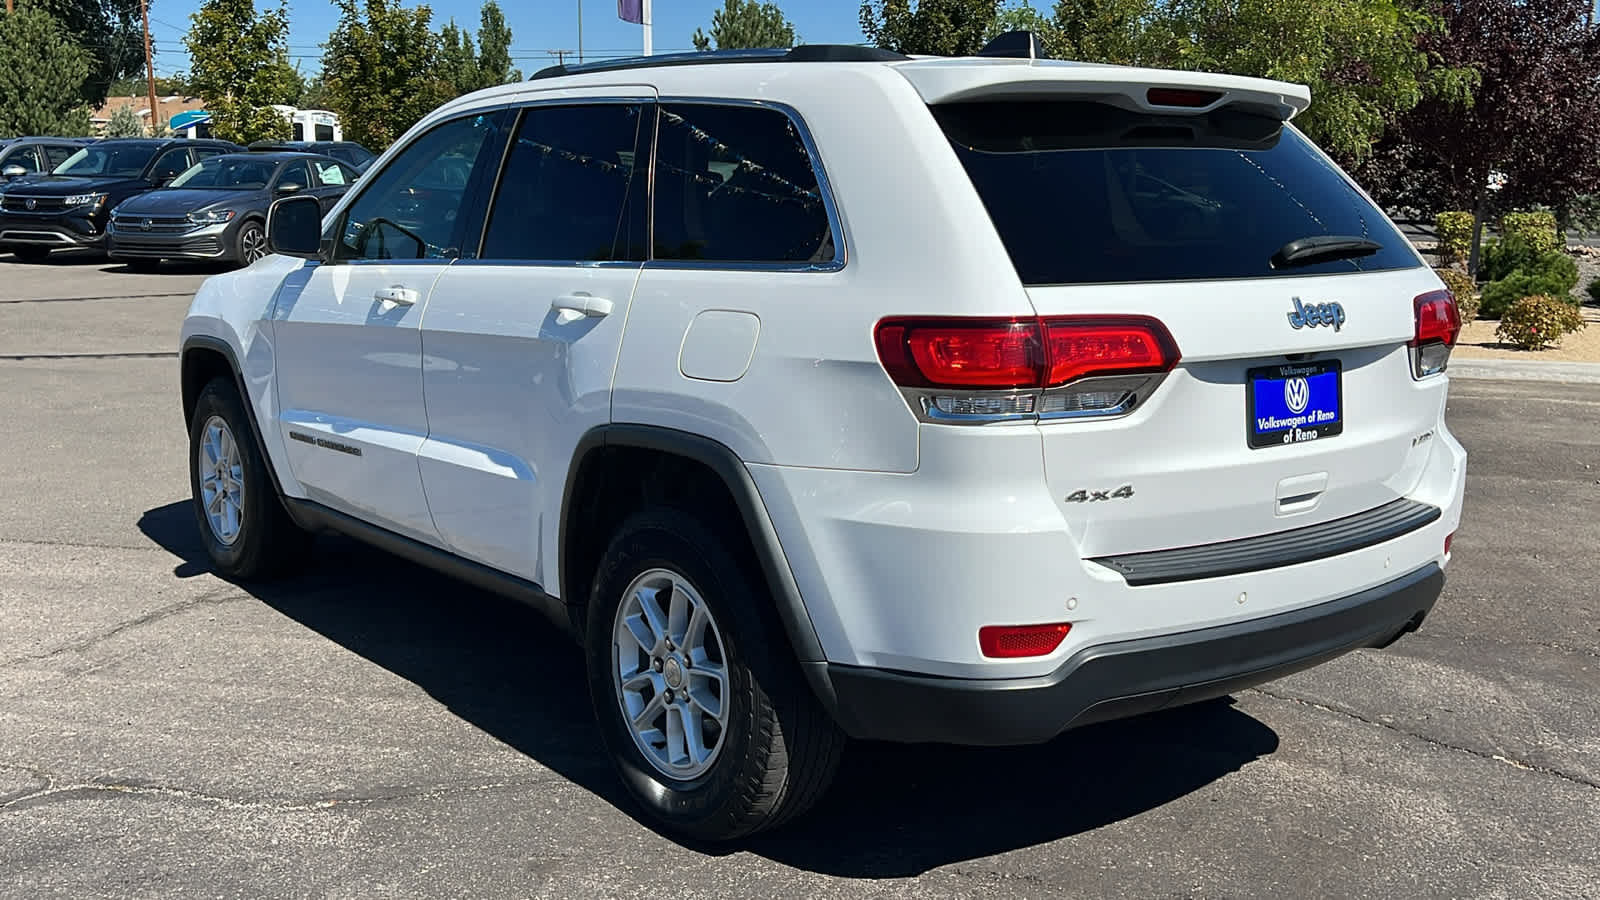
[266,194,324,260]
[1,165,27,179]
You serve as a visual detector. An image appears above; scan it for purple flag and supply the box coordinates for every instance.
[618,0,643,24]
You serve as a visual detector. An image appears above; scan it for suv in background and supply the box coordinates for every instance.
[0,137,241,261]
[0,137,93,184]
[246,140,375,172]
[177,39,1466,840]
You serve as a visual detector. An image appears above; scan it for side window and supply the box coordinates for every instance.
[311,159,351,187]
[194,147,226,161]
[652,103,835,264]
[44,145,76,170]
[7,147,41,173]
[479,103,649,262]
[276,160,313,192]
[149,149,191,182]
[335,112,505,262]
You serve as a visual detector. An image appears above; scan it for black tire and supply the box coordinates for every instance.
[125,258,161,273]
[585,507,844,841]
[187,376,309,580]
[235,219,267,266]
[12,245,49,263]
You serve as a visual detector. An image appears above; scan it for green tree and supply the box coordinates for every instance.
[104,102,147,137]
[185,0,298,144]
[475,1,517,85]
[1046,0,1161,64]
[0,6,93,136]
[298,73,334,109]
[692,0,797,50]
[861,0,1001,55]
[28,0,147,107]
[439,19,480,95]
[323,0,451,150]
[107,74,192,98]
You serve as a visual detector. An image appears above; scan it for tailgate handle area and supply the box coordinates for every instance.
[1276,472,1328,515]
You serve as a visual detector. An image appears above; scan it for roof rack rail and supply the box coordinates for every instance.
[529,44,908,80]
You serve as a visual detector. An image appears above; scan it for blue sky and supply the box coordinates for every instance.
[146,0,872,77]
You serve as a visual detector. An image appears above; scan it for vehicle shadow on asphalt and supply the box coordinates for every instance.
[138,500,1281,877]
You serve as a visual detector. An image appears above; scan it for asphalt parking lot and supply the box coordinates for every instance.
[1,256,1596,899]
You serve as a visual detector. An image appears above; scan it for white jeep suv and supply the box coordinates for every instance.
[178,39,1466,840]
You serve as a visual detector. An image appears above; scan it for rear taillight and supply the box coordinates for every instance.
[1444,532,1454,556]
[1410,289,1461,379]
[979,622,1072,658]
[1146,87,1223,108]
[875,315,1180,423]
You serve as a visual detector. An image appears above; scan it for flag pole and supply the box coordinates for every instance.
[642,0,652,56]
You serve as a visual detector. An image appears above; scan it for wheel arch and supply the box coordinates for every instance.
[560,425,829,675]
[181,334,295,507]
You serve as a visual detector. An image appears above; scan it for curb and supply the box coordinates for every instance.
[1449,359,1600,384]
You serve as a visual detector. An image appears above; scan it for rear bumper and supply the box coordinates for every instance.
[816,562,1442,746]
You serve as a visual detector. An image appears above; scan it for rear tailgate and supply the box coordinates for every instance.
[907,62,1452,558]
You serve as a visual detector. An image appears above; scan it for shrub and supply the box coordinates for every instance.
[1478,233,1539,282]
[1495,294,1585,351]
[1498,210,1561,256]
[1434,211,1473,267]
[1479,250,1580,318]
[1434,268,1481,322]
[1588,277,1600,304]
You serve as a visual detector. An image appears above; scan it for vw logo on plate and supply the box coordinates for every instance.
[1284,376,1311,414]
[24,198,36,210]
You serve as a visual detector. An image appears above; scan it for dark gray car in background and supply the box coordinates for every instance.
[106,151,358,269]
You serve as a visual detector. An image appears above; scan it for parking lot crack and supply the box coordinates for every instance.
[1,777,560,814]
[1250,686,1600,791]
[0,589,246,670]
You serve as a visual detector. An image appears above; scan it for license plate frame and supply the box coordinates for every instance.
[1246,360,1343,449]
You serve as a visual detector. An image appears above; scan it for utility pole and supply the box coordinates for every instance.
[141,0,158,136]
[577,0,583,63]
[642,0,652,56]
[548,49,574,66]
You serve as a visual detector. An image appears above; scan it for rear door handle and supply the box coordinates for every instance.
[374,285,419,307]
[551,294,614,323]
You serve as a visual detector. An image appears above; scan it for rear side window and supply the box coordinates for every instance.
[934,101,1417,285]
[480,103,649,262]
[45,145,77,169]
[652,103,835,265]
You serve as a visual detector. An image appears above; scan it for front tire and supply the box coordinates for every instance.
[235,219,268,266]
[188,377,308,580]
[12,245,49,263]
[586,508,844,841]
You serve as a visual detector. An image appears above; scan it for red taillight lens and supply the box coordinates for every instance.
[1414,290,1461,348]
[1444,532,1454,555]
[874,319,1041,388]
[1043,317,1179,386]
[1146,87,1223,108]
[875,316,1179,389]
[979,623,1072,658]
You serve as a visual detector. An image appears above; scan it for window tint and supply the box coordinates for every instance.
[652,104,834,264]
[194,147,227,161]
[934,101,1418,285]
[149,149,191,182]
[6,147,41,173]
[480,104,649,262]
[43,145,76,168]
[276,160,313,192]
[336,112,504,261]
[55,144,157,177]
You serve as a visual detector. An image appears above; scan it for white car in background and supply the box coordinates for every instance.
[177,35,1466,840]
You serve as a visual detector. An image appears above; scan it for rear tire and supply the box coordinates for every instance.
[585,507,844,841]
[12,246,49,263]
[188,376,309,580]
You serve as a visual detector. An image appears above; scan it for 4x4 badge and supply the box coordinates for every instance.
[1287,297,1346,332]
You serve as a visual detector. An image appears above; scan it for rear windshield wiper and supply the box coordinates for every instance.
[1272,235,1383,269]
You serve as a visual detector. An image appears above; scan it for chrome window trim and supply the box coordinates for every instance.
[646,96,847,274]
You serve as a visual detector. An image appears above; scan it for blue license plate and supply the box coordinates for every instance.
[1247,360,1343,449]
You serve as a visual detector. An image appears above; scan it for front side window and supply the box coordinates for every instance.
[148,149,192,182]
[479,103,649,262]
[652,103,834,265]
[335,112,505,262]
[54,143,158,177]
[5,146,41,173]
[276,160,313,192]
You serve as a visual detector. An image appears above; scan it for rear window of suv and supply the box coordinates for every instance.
[934,100,1418,285]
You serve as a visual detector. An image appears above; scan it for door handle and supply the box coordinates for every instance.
[374,285,419,307]
[551,294,614,323]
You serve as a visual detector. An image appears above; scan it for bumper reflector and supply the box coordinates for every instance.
[979,622,1072,658]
